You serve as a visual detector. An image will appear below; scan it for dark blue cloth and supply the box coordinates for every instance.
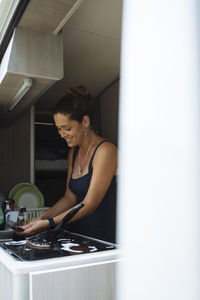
[68,140,117,243]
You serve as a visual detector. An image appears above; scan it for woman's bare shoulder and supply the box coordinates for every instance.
[94,140,117,162]
[92,139,117,175]
[96,140,117,152]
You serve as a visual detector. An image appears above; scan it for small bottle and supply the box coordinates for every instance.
[5,199,11,211]
[0,194,5,230]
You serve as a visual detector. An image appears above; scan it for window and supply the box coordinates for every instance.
[0,0,20,45]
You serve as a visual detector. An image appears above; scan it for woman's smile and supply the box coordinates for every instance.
[65,137,73,145]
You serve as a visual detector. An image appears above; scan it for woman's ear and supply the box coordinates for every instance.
[82,115,90,128]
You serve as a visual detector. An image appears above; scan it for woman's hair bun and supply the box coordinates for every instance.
[54,85,95,129]
[66,86,89,97]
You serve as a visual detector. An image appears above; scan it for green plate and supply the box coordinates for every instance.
[13,186,44,209]
[8,182,39,200]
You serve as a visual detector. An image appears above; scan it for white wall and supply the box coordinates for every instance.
[117,0,200,299]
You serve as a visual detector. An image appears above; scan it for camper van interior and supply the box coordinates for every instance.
[0,0,122,205]
[0,2,121,299]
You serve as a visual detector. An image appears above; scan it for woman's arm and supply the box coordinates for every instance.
[20,148,78,235]
[34,193,77,220]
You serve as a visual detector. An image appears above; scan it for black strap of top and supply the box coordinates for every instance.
[71,140,117,173]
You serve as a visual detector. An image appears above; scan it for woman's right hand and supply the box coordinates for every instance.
[16,219,49,236]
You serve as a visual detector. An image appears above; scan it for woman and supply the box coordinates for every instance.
[21,87,117,243]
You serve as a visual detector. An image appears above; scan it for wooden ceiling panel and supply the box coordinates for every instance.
[17,0,122,112]
[35,27,121,111]
[66,0,122,38]
[18,0,79,33]
[63,27,121,91]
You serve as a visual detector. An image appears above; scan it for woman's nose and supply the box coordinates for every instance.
[60,129,66,138]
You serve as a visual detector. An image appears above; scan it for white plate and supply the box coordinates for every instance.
[13,186,44,209]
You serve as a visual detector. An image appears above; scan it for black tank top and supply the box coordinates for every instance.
[68,140,117,243]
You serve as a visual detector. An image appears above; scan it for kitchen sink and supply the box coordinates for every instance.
[0,227,14,240]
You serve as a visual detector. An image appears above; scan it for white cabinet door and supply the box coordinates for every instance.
[0,261,29,300]
[30,261,116,300]
[0,262,12,300]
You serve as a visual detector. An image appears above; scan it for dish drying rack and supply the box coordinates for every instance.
[24,207,49,224]
[6,207,49,225]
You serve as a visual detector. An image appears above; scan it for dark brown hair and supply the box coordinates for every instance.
[53,86,95,128]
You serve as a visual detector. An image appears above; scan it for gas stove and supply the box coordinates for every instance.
[0,230,116,261]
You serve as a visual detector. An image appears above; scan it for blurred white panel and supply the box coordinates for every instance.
[117,0,200,299]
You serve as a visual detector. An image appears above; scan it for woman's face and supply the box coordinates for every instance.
[54,113,86,147]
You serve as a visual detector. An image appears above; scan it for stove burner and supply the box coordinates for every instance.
[27,241,51,249]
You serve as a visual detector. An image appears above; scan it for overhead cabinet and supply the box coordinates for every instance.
[0,26,63,126]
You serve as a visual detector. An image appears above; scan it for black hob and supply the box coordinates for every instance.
[0,231,116,261]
